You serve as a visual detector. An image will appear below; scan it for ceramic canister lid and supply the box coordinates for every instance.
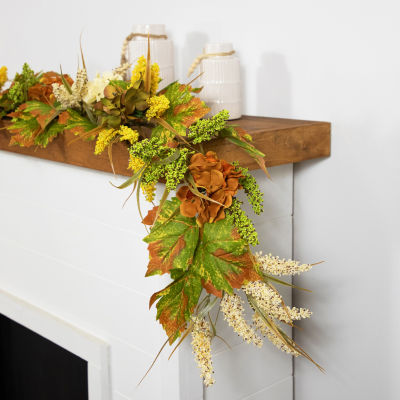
[204,43,234,54]
[131,24,166,36]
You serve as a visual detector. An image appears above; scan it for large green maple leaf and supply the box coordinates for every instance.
[143,197,199,276]
[193,218,260,297]
[145,200,260,341]
[149,270,202,344]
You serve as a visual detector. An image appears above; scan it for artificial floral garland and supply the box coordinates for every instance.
[0,44,322,385]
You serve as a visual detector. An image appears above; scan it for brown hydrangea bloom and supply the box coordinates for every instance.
[177,151,243,225]
[28,72,73,105]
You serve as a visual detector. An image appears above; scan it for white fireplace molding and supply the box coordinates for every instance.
[0,288,111,400]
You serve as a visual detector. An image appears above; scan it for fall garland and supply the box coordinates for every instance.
[0,44,322,385]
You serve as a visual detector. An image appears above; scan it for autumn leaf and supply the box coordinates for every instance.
[173,96,209,128]
[149,270,202,344]
[23,101,58,129]
[142,206,159,226]
[7,117,40,146]
[143,197,199,276]
[144,199,260,342]
[152,82,210,138]
[220,125,269,177]
[193,218,260,297]
[34,119,65,147]
[61,108,98,137]
[7,101,59,147]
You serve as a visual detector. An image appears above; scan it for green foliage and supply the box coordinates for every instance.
[235,164,264,215]
[142,164,165,185]
[61,108,97,136]
[144,197,199,276]
[220,125,269,176]
[7,101,60,147]
[188,109,229,144]
[108,80,130,90]
[151,82,209,138]
[95,84,149,128]
[130,137,190,190]
[129,136,167,163]
[164,148,192,191]
[8,117,40,143]
[164,82,193,110]
[192,217,257,294]
[23,101,58,128]
[8,63,39,107]
[145,199,258,341]
[149,269,203,344]
[226,198,259,246]
[34,119,65,147]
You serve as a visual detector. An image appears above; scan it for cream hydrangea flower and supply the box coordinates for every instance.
[83,71,123,104]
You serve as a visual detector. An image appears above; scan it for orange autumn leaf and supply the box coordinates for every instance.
[173,96,210,128]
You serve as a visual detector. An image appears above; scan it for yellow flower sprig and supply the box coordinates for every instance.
[145,95,170,121]
[0,66,8,89]
[95,125,139,155]
[141,182,156,202]
[128,154,145,173]
[130,56,160,95]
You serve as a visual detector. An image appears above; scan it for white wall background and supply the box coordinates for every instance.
[1,0,400,399]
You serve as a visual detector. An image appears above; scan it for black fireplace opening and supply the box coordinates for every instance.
[0,313,88,400]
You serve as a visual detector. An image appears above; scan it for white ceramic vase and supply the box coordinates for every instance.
[199,43,242,120]
[128,24,174,89]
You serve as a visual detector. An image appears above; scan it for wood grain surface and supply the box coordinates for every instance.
[0,116,331,176]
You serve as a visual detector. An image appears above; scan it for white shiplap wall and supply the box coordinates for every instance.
[0,147,294,399]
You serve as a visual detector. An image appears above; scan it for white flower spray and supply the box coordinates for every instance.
[220,293,263,348]
[191,317,215,387]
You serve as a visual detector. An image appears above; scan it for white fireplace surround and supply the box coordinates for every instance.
[0,288,111,400]
[0,149,294,399]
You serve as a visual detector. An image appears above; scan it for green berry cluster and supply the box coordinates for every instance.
[129,136,167,163]
[188,109,229,144]
[226,198,259,246]
[234,164,264,215]
[165,148,192,191]
[130,138,192,190]
[8,63,39,107]
[142,164,165,185]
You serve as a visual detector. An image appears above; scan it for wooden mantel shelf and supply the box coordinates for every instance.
[0,116,330,176]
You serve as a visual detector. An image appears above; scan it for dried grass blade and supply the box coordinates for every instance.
[144,34,151,93]
[122,181,138,208]
[154,117,194,148]
[186,71,204,87]
[80,33,87,71]
[107,139,117,175]
[66,126,102,146]
[59,65,72,94]
[278,328,325,372]
[262,274,312,292]
[168,324,193,360]
[138,328,180,386]
[153,186,169,226]
[110,165,145,189]
[136,170,145,222]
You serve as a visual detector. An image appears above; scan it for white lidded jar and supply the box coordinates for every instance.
[199,43,241,120]
[128,24,174,89]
